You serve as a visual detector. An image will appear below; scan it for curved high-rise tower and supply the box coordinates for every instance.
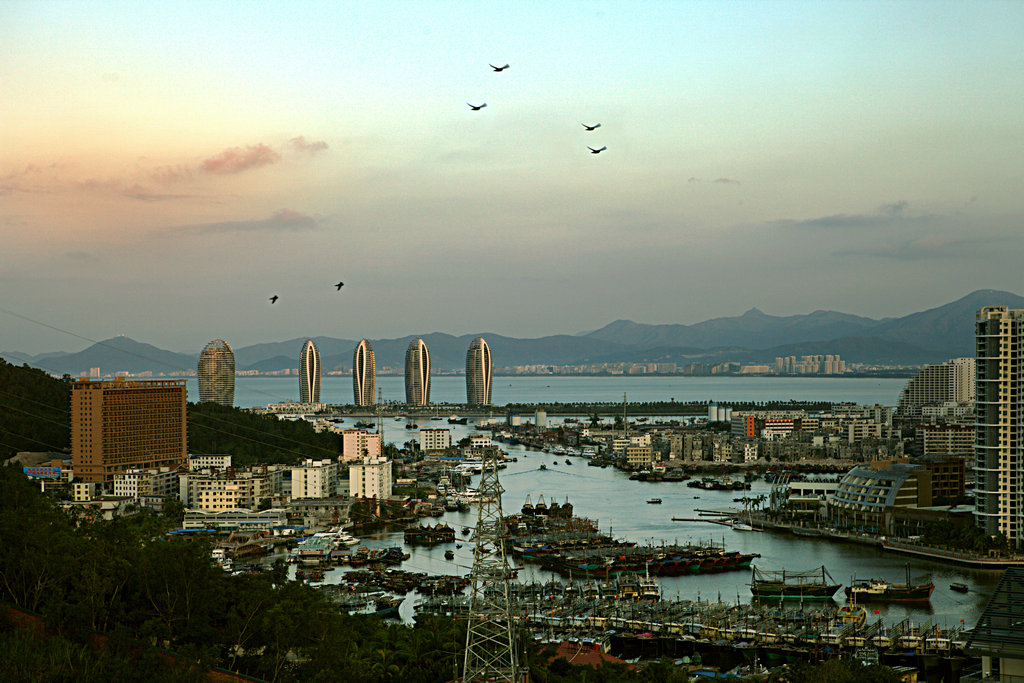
[197,339,235,406]
[404,338,431,406]
[353,339,376,407]
[299,339,321,403]
[465,336,492,405]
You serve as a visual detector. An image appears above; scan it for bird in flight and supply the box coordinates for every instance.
[467,102,487,111]
[588,146,607,154]
[582,123,601,131]
[335,282,344,291]
[269,295,279,304]
[490,63,509,72]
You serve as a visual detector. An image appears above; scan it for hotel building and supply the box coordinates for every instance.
[976,306,1024,548]
[71,377,187,484]
[353,339,376,406]
[897,357,975,417]
[465,336,493,405]
[197,339,235,406]
[404,337,431,406]
[299,339,321,404]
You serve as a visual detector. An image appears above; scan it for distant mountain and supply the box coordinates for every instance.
[6,290,1022,373]
[1,336,196,376]
[584,289,1024,359]
[869,289,1024,355]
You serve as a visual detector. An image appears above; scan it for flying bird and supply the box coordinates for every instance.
[582,123,601,131]
[269,295,279,304]
[335,282,344,291]
[467,102,487,111]
[489,63,509,72]
[588,146,607,154]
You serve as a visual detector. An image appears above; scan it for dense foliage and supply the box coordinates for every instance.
[0,360,72,461]
[187,402,341,467]
[766,658,902,682]
[922,518,1008,554]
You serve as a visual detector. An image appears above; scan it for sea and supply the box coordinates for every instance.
[189,375,910,409]
[226,374,996,629]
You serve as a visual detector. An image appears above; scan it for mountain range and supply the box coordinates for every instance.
[4,289,1022,375]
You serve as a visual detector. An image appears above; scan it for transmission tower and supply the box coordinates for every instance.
[462,446,524,682]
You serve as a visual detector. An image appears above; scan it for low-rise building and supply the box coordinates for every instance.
[340,429,382,462]
[625,445,652,469]
[419,428,451,452]
[188,454,232,471]
[291,459,340,500]
[349,458,393,499]
[827,460,932,534]
[182,507,287,531]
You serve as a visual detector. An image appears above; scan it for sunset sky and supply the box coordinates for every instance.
[3,1,1023,354]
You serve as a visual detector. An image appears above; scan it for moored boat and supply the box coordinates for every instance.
[844,565,934,603]
[950,582,969,593]
[750,566,841,600]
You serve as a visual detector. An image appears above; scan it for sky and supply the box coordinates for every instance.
[3,1,1024,355]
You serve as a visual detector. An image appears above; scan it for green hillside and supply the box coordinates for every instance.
[0,360,338,466]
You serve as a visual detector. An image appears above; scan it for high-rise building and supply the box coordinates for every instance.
[897,357,975,416]
[197,339,235,406]
[465,336,492,405]
[404,337,430,405]
[976,306,1024,548]
[71,377,187,484]
[299,339,321,404]
[353,339,376,406]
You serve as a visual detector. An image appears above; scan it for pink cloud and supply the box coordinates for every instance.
[289,136,329,154]
[201,144,280,174]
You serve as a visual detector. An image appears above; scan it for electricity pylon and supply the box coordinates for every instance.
[462,447,524,682]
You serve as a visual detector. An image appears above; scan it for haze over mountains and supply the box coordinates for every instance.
[4,290,1022,375]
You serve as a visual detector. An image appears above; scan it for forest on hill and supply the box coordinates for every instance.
[0,360,339,465]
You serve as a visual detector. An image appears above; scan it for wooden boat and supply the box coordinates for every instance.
[647,498,662,504]
[950,582,969,593]
[844,565,934,603]
[750,566,841,600]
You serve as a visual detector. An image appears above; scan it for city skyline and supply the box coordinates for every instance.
[3,2,1023,354]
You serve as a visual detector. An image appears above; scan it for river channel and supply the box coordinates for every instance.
[286,418,999,630]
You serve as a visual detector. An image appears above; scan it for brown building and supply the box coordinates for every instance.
[71,377,187,483]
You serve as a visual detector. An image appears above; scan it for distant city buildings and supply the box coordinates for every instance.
[404,338,431,405]
[975,306,1024,549]
[897,357,974,417]
[197,339,235,406]
[352,339,376,406]
[465,336,492,405]
[71,377,187,483]
[299,339,321,403]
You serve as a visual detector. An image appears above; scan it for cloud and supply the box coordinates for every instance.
[173,208,318,235]
[881,200,908,216]
[772,201,920,230]
[713,177,740,185]
[288,136,329,154]
[77,178,195,202]
[836,234,980,260]
[201,144,280,174]
[687,177,700,183]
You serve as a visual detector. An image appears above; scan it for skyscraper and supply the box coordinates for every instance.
[404,337,431,406]
[897,357,975,416]
[71,377,187,483]
[197,339,235,406]
[465,336,492,405]
[976,306,1024,549]
[353,339,376,407]
[299,339,321,403]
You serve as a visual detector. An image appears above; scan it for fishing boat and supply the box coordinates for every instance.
[950,582,969,593]
[750,566,841,600]
[844,565,934,603]
[647,498,662,505]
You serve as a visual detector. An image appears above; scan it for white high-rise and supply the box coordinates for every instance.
[404,338,430,406]
[976,307,1024,548]
[299,339,321,404]
[465,336,492,405]
[353,339,376,407]
[897,357,975,416]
